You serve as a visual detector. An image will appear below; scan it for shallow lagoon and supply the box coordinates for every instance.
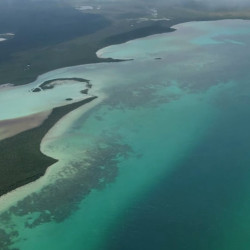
[1,20,250,249]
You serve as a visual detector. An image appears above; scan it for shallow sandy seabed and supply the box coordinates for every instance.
[0,19,249,215]
[0,110,51,141]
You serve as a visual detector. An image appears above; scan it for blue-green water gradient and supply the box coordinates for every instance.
[1,20,250,250]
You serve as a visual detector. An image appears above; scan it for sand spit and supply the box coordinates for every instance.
[0,94,106,213]
[0,74,101,209]
[0,19,190,211]
[0,77,92,120]
[76,5,94,11]
[0,110,52,141]
[41,95,106,151]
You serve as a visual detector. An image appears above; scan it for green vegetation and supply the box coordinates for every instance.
[0,97,97,196]
[1,1,249,86]
[39,77,90,90]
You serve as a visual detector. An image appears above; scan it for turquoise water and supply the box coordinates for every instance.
[1,20,250,250]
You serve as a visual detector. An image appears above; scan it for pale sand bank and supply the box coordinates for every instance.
[0,20,198,211]
[0,94,106,213]
[0,79,91,120]
[41,95,106,151]
[0,110,52,141]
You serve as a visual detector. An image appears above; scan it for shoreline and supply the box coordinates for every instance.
[0,96,97,198]
[0,95,105,213]
[0,21,179,207]
[1,17,249,211]
[0,110,52,141]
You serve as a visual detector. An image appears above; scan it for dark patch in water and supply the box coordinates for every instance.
[107,81,180,109]
[106,82,250,250]
[0,97,96,197]
[0,134,133,247]
[0,228,17,250]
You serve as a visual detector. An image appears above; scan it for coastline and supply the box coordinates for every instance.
[0,96,97,198]
[0,110,52,141]
[0,21,179,201]
[1,2,250,246]
[0,17,250,250]
[1,16,250,211]
[0,95,105,213]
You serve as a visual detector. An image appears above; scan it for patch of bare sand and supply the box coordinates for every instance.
[0,110,52,141]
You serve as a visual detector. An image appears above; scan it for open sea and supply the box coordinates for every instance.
[1,20,250,250]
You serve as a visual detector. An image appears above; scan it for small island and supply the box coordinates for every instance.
[32,77,91,92]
